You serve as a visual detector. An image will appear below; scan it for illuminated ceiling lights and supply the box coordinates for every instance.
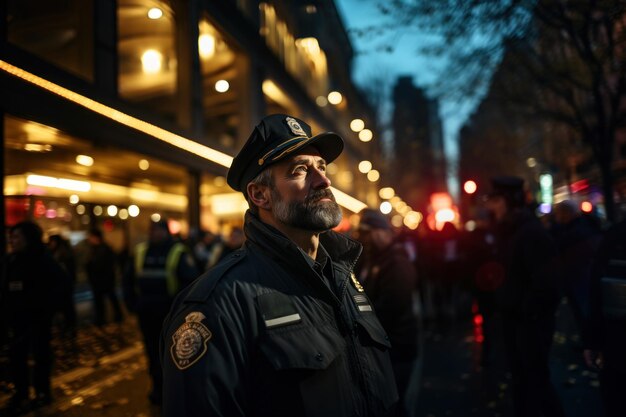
[367,169,380,182]
[147,7,163,19]
[128,205,140,217]
[0,60,233,167]
[327,91,342,105]
[139,159,150,170]
[107,205,118,217]
[76,154,94,167]
[215,80,230,93]
[350,119,365,132]
[379,187,395,200]
[27,174,91,192]
[359,129,373,142]
[358,160,372,173]
[198,21,216,59]
[141,50,163,74]
[24,143,52,152]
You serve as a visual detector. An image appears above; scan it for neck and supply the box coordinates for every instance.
[259,211,320,259]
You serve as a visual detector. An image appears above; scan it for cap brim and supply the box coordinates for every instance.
[307,132,344,163]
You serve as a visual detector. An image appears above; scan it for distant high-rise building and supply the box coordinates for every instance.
[391,76,446,212]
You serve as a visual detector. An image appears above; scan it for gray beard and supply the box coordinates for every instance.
[271,189,342,232]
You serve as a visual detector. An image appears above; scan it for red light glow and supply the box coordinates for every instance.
[581,201,593,213]
[435,208,455,223]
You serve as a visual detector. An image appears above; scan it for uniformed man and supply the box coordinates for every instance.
[123,219,198,405]
[160,114,399,417]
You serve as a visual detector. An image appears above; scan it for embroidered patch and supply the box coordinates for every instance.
[350,272,365,293]
[286,117,307,137]
[170,312,212,370]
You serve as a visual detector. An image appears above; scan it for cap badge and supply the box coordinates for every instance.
[286,117,307,137]
[170,311,212,370]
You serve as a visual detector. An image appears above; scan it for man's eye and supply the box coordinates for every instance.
[319,165,327,172]
[294,166,307,174]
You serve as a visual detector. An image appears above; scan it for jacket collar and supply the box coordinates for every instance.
[243,210,362,273]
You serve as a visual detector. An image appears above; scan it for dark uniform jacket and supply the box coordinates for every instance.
[494,209,559,318]
[160,211,398,417]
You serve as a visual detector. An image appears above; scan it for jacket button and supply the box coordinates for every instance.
[315,353,324,361]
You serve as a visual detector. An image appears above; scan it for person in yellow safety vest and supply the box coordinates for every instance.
[122,219,198,406]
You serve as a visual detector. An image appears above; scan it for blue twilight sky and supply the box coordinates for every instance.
[335,0,485,199]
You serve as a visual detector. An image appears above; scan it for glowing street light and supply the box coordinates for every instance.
[359,129,373,142]
[327,91,342,105]
[350,119,365,132]
[358,160,372,173]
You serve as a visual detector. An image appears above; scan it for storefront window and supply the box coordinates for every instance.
[7,0,94,80]
[199,174,247,233]
[118,0,177,121]
[3,114,190,254]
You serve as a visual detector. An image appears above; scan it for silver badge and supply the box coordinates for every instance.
[286,117,307,137]
[170,312,212,370]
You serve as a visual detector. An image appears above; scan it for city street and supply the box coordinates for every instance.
[416,299,603,417]
[0,294,604,417]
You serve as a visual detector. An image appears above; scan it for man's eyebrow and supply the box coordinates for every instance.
[289,157,327,167]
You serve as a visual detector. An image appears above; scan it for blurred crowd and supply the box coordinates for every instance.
[1,180,625,417]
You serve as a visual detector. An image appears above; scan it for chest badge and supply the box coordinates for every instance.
[350,272,365,293]
[170,312,212,370]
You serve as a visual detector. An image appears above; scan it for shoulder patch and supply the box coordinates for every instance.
[170,312,212,370]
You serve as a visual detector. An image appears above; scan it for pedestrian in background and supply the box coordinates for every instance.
[485,176,565,417]
[124,219,197,405]
[86,228,123,326]
[552,200,601,337]
[48,234,78,336]
[583,219,626,417]
[356,208,420,417]
[192,230,225,272]
[1,221,65,414]
[160,114,398,417]
[214,226,245,264]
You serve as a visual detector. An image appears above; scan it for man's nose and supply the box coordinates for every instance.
[311,168,331,189]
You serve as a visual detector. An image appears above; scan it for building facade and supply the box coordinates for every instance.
[1,0,382,255]
[391,76,446,214]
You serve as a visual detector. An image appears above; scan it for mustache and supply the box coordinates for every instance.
[305,188,336,205]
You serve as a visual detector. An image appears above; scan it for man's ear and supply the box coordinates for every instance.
[247,182,271,211]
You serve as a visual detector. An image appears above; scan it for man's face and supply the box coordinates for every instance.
[8,229,27,253]
[485,195,508,222]
[268,147,342,232]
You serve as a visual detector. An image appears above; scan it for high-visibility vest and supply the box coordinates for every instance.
[134,241,187,297]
